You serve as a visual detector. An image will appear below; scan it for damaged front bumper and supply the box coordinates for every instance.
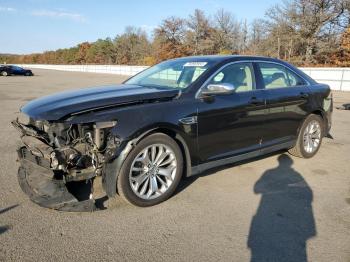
[12,116,124,212]
[17,146,96,212]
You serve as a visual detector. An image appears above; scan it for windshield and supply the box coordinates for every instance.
[125,59,213,89]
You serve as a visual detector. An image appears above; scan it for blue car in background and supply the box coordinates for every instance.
[0,65,33,76]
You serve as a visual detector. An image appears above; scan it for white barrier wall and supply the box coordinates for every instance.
[16,64,350,91]
[17,64,149,76]
[300,67,350,91]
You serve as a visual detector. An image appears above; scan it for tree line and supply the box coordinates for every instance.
[2,0,350,67]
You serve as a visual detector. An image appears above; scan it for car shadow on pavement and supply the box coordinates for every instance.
[176,153,316,262]
[175,150,285,195]
[248,154,316,262]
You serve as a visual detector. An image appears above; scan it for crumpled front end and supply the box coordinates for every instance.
[17,153,95,211]
[12,117,120,212]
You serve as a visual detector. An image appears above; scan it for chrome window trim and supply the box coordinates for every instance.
[195,60,311,99]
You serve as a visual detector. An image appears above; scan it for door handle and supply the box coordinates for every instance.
[299,92,309,99]
[249,97,264,105]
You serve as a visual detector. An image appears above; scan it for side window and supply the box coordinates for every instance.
[258,63,289,89]
[286,69,306,86]
[11,66,22,71]
[208,63,254,93]
[258,62,306,89]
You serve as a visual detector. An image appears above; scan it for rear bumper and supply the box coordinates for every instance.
[17,147,96,212]
[324,92,333,134]
[326,112,332,134]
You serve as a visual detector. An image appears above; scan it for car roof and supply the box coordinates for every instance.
[170,55,288,64]
[172,55,316,87]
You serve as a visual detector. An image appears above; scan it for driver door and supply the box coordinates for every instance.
[197,62,266,163]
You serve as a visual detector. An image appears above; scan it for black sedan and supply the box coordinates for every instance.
[1,65,33,76]
[12,55,332,211]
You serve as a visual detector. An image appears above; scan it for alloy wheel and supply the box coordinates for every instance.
[129,143,177,200]
[303,120,321,154]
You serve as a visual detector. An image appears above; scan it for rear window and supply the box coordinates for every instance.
[258,63,306,89]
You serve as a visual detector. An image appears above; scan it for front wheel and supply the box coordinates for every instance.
[288,114,323,158]
[1,71,8,76]
[117,133,183,207]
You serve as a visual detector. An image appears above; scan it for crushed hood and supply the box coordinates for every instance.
[21,84,180,120]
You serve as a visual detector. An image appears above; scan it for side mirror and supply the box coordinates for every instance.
[200,83,236,96]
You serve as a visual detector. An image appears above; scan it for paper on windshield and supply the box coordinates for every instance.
[183,62,208,67]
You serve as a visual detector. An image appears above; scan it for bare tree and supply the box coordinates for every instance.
[155,17,186,45]
[239,19,248,53]
[214,9,235,52]
[213,9,248,54]
[114,27,151,65]
[187,9,214,55]
[4,1,350,66]
[249,19,267,49]
[266,0,348,63]
[153,16,189,61]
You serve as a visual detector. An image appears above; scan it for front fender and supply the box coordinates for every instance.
[102,125,194,197]
[103,138,135,197]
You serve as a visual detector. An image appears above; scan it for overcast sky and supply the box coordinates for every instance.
[0,0,280,54]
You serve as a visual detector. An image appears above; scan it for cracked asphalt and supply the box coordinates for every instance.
[0,69,349,262]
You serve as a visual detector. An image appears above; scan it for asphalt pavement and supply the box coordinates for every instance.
[0,69,349,262]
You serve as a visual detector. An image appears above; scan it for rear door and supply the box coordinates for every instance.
[197,62,265,163]
[255,62,310,149]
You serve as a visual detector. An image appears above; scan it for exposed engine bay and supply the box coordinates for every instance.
[12,117,120,211]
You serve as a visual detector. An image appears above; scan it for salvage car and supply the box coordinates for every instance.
[0,65,33,76]
[12,56,333,211]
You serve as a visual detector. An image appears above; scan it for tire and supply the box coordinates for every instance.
[1,71,8,76]
[288,114,324,158]
[117,133,183,207]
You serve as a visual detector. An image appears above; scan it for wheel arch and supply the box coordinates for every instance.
[103,126,192,197]
[296,109,326,139]
[311,109,325,119]
[144,127,192,178]
[311,109,328,135]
